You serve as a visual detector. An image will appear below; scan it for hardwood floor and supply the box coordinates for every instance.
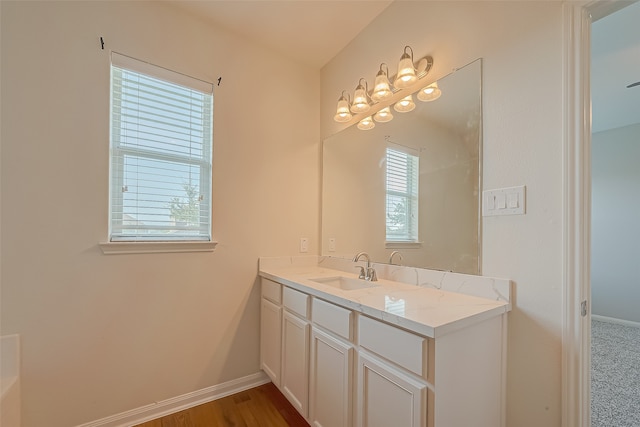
[133,383,310,427]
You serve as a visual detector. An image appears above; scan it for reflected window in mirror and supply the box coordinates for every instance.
[385,147,419,243]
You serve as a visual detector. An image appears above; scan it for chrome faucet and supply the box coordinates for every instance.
[389,250,403,265]
[353,252,377,281]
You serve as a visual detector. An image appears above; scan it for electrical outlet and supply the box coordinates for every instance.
[328,237,336,252]
[300,237,309,253]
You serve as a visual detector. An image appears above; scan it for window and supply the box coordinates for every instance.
[385,147,419,242]
[108,53,213,243]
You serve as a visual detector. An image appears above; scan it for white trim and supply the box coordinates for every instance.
[75,371,270,427]
[99,240,218,255]
[562,2,593,427]
[385,241,423,249]
[591,314,640,329]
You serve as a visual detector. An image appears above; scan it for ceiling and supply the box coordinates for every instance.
[168,1,638,133]
[592,1,640,133]
[168,0,393,69]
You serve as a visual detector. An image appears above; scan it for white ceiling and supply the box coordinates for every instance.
[168,0,393,69]
[592,1,640,133]
[169,0,638,133]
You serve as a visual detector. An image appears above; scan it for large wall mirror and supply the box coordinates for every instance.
[322,58,482,274]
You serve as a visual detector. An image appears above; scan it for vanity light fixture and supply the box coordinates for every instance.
[357,116,375,130]
[373,106,394,123]
[332,45,436,128]
[417,81,442,102]
[394,94,416,113]
[334,91,352,122]
[350,78,371,113]
[371,63,393,102]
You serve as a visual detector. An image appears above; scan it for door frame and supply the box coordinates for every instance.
[562,4,592,426]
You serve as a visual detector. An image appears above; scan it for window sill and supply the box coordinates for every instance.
[99,240,218,255]
[385,241,423,249]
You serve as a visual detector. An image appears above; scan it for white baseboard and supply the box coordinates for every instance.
[76,371,270,427]
[592,314,640,329]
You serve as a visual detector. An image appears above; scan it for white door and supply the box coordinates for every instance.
[260,298,282,386]
[357,351,427,427]
[309,327,354,427]
[282,310,310,418]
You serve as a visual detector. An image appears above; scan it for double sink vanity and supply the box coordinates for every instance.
[259,256,512,427]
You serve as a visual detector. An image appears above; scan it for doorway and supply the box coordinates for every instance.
[590,2,640,425]
[562,1,640,426]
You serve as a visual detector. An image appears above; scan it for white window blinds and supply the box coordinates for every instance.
[109,53,213,242]
[385,147,419,242]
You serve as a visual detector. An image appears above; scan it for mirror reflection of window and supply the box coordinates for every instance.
[385,147,419,242]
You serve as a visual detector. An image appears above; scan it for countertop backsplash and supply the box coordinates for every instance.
[259,255,511,306]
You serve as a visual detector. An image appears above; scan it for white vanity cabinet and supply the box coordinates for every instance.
[281,286,311,418]
[260,278,282,386]
[357,315,431,427]
[259,275,507,427]
[309,298,354,427]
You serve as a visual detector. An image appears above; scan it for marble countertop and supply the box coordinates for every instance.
[259,258,511,338]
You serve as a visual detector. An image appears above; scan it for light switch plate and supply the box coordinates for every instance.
[483,186,526,216]
[300,237,309,253]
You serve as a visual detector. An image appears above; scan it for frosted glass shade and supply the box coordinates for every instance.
[351,83,370,113]
[373,107,393,123]
[334,96,352,122]
[394,53,417,89]
[417,82,442,102]
[394,95,415,113]
[357,116,375,130]
[371,70,393,102]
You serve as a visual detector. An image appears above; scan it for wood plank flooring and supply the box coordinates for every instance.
[133,383,310,427]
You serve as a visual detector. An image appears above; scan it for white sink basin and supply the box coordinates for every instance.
[310,276,380,291]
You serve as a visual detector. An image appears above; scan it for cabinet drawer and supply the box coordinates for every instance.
[283,286,309,319]
[358,315,427,377]
[262,278,282,304]
[312,298,352,341]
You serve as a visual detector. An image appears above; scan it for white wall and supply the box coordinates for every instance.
[322,2,564,426]
[2,1,569,426]
[0,2,319,426]
[592,124,640,323]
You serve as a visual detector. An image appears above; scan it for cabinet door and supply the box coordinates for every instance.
[309,327,353,427]
[357,351,427,427]
[282,310,310,418]
[260,298,282,386]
